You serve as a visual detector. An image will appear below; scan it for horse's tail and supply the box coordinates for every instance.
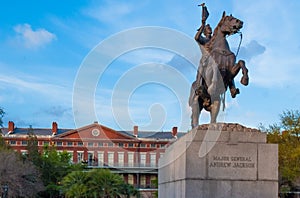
[221,92,226,111]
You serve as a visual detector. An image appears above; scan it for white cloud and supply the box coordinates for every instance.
[13,23,56,49]
[231,1,300,88]
[119,48,174,65]
[0,73,71,104]
[83,1,133,24]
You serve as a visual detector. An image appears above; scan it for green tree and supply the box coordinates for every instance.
[61,171,89,198]
[25,133,84,198]
[0,135,10,150]
[39,145,83,197]
[88,169,124,198]
[62,169,138,198]
[151,178,158,198]
[280,110,300,138]
[265,110,300,192]
[119,182,139,198]
[26,131,42,165]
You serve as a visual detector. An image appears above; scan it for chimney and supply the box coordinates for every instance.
[172,127,178,138]
[133,126,138,137]
[52,122,58,135]
[8,121,15,133]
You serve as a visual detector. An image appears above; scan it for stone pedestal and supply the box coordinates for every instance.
[158,123,278,198]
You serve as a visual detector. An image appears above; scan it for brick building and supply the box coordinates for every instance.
[1,121,184,197]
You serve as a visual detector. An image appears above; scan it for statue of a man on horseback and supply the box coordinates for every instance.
[189,4,249,128]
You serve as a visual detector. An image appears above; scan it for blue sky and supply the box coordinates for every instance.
[1,0,300,132]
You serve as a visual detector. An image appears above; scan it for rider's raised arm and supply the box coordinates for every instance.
[195,21,205,42]
[195,4,209,44]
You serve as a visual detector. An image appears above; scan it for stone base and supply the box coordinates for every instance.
[158,123,278,198]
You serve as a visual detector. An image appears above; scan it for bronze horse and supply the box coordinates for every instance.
[189,12,249,128]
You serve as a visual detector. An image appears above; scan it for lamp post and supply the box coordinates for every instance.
[2,184,8,198]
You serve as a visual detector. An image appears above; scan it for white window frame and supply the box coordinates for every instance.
[118,152,124,167]
[150,153,156,167]
[98,152,104,167]
[108,152,114,166]
[128,152,134,167]
[140,152,146,167]
[140,175,146,187]
[128,174,134,185]
[77,151,84,163]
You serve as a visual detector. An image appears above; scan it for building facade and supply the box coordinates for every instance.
[1,121,184,197]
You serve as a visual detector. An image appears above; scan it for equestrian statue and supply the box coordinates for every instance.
[189,4,249,128]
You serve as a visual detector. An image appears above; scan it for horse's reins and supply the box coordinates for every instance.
[235,31,243,57]
[226,31,243,57]
[221,31,243,111]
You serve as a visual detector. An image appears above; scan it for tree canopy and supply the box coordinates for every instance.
[264,110,300,192]
[25,132,84,197]
[61,169,138,198]
[0,135,44,197]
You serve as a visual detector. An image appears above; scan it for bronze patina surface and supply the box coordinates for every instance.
[189,4,249,128]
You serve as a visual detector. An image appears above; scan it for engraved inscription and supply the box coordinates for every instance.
[209,155,255,169]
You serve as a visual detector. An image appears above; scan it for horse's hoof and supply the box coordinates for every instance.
[238,60,245,66]
[230,88,240,98]
[241,75,249,86]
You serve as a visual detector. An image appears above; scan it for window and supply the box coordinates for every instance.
[118,152,124,167]
[67,142,73,146]
[108,142,113,147]
[77,152,84,163]
[88,142,93,147]
[21,150,28,156]
[44,141,49,146]
[118,143,124,147]
[140,175,146,187]
[56,141,62,146]
[21,140,27,146]
[108,152,114,166]
[10,140,16,145]
[128,143,134,148]
[98,152,104,167]
[128,152,134,167]
[128,174,134,185]
[151,143,156,148]
[150,175,157,187]
[140,143,146,148]
[150,153,156,167]
[88,152,94,166]
[140,153,146,167]
[77,142,83,147]
[98,142,103,147]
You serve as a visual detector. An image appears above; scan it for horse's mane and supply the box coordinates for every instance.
[205,15,227,53]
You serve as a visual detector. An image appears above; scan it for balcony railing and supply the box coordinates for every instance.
[133,184,158,189]
[82,161,158,169]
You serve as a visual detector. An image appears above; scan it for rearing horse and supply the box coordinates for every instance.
[190,11,249,128]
